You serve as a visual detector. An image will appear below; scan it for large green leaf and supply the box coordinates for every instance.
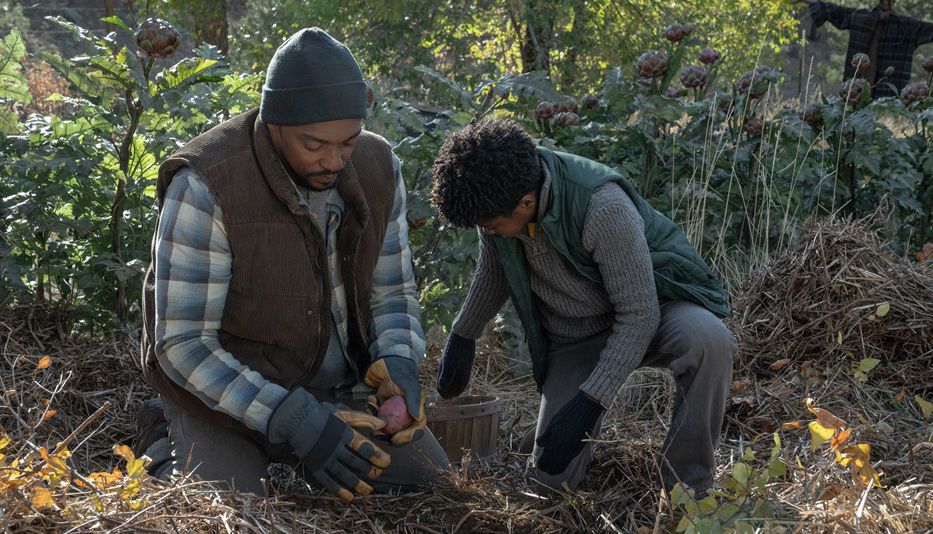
[415,65,475,110]
[40,51,103,99]
[86,53,136,91]
[0,108,18,134]
[44,16,109,55]
[153,57,220,94]
[0,30,30,104]
[487,71,564,103]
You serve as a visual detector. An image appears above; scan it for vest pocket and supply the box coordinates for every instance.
[221,286,318,352]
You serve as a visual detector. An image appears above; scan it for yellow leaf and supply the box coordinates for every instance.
[54,445,71,459]
[875,302,890,317]
[31,487,53,509]
[37,356,52,370]
[0,435,9,451]
[126,457,147,478]
[839,444,882,487]
[42,410,58,421]
[830,428,852,452]
[87,468,124,489]
[113,444,135,463]
[805,398,847,430]
[809,421,836,450]
[837,331,843,345]
[781,421,802,430]
[859,358,881,373]
[915,396,933,419]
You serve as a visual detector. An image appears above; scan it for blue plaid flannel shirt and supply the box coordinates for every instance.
[153,154,425,433]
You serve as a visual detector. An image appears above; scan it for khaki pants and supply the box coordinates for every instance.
[154,395,451,496]
[529,300,737,492]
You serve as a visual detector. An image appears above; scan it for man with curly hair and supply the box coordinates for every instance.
[431,119,737,493]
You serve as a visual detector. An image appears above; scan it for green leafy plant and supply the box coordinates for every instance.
[671,433,786,533]
[1,15,259,326]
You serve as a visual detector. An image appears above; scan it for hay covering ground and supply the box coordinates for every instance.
[0,216,931,533]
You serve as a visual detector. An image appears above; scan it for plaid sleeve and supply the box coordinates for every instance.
[367,154,426,364]
[154,169,287,433]
[809,2,855,30]
[912,17,933,45]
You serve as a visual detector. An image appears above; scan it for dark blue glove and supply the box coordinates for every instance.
[267,388,390,501]
[436,333,476,399]
[535,390,604,475]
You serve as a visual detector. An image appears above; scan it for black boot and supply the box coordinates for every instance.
[134,397,172,477]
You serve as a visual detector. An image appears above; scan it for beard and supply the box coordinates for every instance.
[283,163,340,191]
[304,173,340,191]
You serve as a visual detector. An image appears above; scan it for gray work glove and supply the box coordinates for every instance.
[267,388,391,502]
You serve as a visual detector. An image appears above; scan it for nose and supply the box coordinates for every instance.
[321,146,344,173]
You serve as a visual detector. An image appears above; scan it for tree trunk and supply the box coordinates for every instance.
[519,3,551,74]
[193,0,229,54]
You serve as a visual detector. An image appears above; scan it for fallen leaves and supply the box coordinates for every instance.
[915,396,933,419]
[769,358,792,371]
[796,399,882,488]
[874,302,890,317]
[805,398,846,430]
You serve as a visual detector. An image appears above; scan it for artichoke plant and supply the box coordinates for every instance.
[698,48,721,65]
[801,102,823,129]
[680,65,708,89]
[664,23,687,43]
[637,51,668,79]
[135,18,179,59]
[839,78,867,106]
[900,82,930,106]
[850,53,870,75]
[536,101,555,120]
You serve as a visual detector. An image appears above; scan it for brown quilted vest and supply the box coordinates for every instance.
[140,109,396,431]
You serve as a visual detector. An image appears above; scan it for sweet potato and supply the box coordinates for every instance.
[377,395,413,435]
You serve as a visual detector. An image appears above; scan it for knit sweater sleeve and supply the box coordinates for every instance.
[578,184,660,408]
[450,231,510,340]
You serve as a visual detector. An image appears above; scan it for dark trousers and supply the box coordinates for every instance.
[152,395,451,496]
[530,300,737,492]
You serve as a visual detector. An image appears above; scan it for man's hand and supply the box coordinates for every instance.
[436,333,476,399]
[364,357,427,444]
[535,391,604,475]
[267,388,391,502]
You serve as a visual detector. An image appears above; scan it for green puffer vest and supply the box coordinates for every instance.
[491,147,729,389]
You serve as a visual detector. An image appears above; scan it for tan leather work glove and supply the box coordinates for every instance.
[363,357,427,445]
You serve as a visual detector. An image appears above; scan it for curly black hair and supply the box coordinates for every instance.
[430,119,543,228]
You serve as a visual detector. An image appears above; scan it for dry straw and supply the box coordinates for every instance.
[1,216,931,532]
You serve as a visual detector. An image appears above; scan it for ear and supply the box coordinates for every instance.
[519,192,537,209]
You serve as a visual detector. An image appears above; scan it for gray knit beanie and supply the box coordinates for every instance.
[259,28,367,125]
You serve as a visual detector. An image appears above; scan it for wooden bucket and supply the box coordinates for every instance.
[426,396,503,461]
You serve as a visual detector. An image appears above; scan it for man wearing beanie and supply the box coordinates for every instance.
[134,28,450,500]
[431,119,736,494]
